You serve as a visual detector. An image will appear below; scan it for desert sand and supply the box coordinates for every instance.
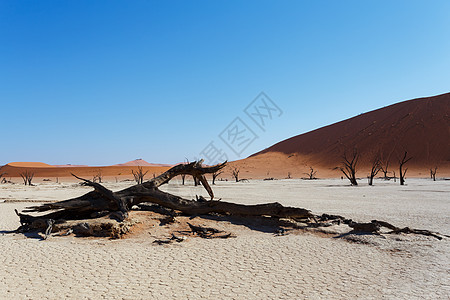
[0,178,449,299]
[3,94,449,181]
[243,92,450,178]
[0,162,170,183]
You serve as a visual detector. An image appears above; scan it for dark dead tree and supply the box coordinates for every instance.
[231,167,240,182]
[181,174,186,185]
[93,170,103,183]
[20,170,34,186]
[304,167,317,180]
[398,151,412,186]
[336,150,359,186]
[287,172,291,179]
[0,172,6,183]
[430,167,437,181]
[15,161,315,237]
[132,166,148,184]
[368,156,382,186]
[13,160,449,241]
[380,159,390,180]
[193,176,200,186]
[212,170,223,185]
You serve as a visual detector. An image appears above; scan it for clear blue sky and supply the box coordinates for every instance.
[1,0,449,166]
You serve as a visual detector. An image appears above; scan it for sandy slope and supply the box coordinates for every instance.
[0,164,170,182]
[6,162,54,168]
[0,179,448,299]
[113,159,173,167]
[242,92,450,178]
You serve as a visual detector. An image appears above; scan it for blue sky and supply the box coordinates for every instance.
[1,0,449,166]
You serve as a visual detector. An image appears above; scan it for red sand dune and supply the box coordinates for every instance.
[2,93,449,181]
[113,159,173,167]
[0,164,170,182]
[7,162,54,168]
[53,164,90,168]
[228,92,450,178]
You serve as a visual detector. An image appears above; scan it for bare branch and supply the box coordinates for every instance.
[398,151,412,185]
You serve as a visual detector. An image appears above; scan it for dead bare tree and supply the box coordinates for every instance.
[13,160,449,241]
[337,150,359,186]
[20,170,34,186]
[193,176,201,186]
[368,156,382,186]
[212,170,223,185]
[398,151,412,185]
[181,174,186,185]
[304,167,317,180]
[93,170,103,183]
[132,166,148,184]
[380,159,390,180]
[430,167,438,181]
[15,161,313,235]
[0,172,6,183]
[231,167,240,182]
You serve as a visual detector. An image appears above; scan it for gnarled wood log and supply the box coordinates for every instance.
[16,161,312,233]
[14,160,448,241]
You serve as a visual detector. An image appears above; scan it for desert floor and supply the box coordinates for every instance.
[0,178,449,299]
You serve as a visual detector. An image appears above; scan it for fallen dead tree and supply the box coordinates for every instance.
[14,160,448,241]
[15,160,311,238]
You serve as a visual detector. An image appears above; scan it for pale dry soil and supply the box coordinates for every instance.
[0,178,449,299]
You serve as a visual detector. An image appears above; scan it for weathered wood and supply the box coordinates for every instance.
[14,160,448,241]
[16,161,312,235]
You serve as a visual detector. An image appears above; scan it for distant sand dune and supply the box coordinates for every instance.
[6,162,53,168]
[230,92,450,178]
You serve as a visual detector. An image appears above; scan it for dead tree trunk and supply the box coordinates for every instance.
[337,150,359,186]
[430,167,437,181]
[381,161,389,180]
[368,156,382,186]
[14,160,449,241]
[398,151,412,186]
[231,167,240,182]
[304,167,317,180]
[20,170,34,186]
[212,170,223,185]
[132,166,148,184]
[93,170,103,183]
[193,176,200,186]
[16,161,312,231]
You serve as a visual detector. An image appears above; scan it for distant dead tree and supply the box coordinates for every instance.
[336,149,359,186]
[398,151,412,185]
[380,159,390,180]
[132,166,148,184]
[368,156,382,186]
[194,176,200,186]
[181,174,186,185]
[430,167,438,181]
[287,172,291,179]
[231,167,240,182]
[20,170,34,186]
[93,170,103,183]
[304,167,317,180]
[212,170,223,185]
[0,172,5,181]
